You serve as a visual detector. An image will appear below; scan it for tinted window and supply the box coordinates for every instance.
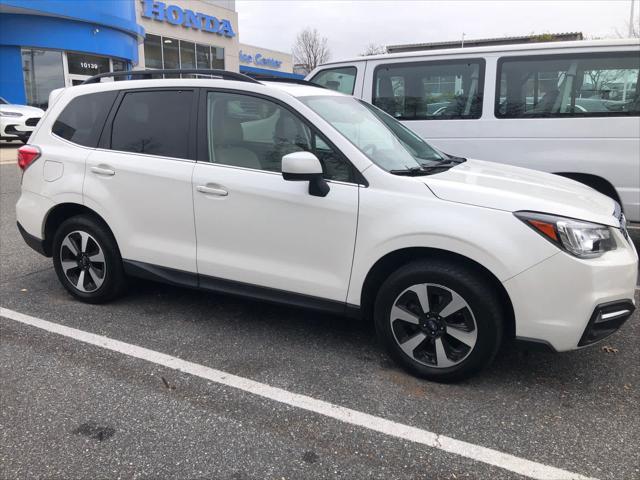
[206,92,355,182]
[111,90,193,159]
[52,91,117,147]
[373,59,485,120]
[497,52,640,118]
[310,67,357,94]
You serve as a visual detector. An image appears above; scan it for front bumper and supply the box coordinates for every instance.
[504,229,638,351]
[0,117,40,141]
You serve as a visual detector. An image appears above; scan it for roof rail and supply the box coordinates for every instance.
[257,77,326,88]
[81,69,261,85]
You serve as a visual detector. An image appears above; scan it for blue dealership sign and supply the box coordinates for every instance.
[239,50,282,69]
[141,0,236,37]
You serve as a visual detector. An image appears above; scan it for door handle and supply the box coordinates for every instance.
[91,166,115,176]
[197,185,228,196]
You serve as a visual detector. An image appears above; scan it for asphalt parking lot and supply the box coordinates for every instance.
[1,144,639,480]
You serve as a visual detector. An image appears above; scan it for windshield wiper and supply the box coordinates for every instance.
[389,166,431,176]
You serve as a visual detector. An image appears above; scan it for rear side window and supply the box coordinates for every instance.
[497,52,640,118]
[373,59,485,120]
[310,67,357,94]
[111,90,193,159]
[52,91,117,147]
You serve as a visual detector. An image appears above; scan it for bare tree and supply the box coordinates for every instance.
[360,43,386,56]
[292,28,330,74]
[613,0,639,38]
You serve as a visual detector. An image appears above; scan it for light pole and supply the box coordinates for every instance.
[631,0,636,37]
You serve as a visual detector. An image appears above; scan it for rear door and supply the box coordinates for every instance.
[83,88,198,275]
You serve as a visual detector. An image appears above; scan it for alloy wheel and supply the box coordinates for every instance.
[390,283,478,368]
[59,230,106,293]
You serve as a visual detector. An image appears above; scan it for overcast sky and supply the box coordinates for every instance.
[236,0,638,60]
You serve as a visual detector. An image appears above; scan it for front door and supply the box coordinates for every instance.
[192,90,360,303]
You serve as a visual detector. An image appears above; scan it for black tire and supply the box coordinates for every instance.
[374,260,503,382]
[52,215,126,303]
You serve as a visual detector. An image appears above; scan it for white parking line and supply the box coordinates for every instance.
[0,306,596,480]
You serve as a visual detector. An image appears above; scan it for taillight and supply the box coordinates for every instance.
[17,145,41,171]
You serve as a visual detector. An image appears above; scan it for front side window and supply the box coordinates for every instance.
[373,59,485,120]
[111,90,193,159]
[206,92,354,182]
[497,52,640,118]
[52,91,117,147]
[300,95,445,172]
[310,67,357,94]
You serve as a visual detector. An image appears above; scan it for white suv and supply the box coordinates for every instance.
[15,71,638,381]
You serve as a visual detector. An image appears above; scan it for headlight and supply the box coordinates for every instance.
[0,111,23,117]
[515,211,616,258]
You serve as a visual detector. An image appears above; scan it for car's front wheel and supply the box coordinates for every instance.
[52,215,125,303]
[374,260,504,382]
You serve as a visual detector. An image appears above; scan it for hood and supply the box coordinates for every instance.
[424,159,618,227]
[0,104,44,116]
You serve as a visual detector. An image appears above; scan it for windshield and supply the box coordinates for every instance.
[300,95,445,172]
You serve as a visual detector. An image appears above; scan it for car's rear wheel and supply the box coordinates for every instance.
[52,215,125,303]
[374,260,503,382]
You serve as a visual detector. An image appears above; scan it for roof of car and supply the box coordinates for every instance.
[60,77,336,101]
[314,38,640,67]
[260,81,343,97]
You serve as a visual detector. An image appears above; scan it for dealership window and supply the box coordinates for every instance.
[310,67,357,94]
[497,52,640,118]
[373,59,485,120]
[111,90,193,159]
[144,34,163,69]
[143,34,225,72]
[162,37,180,70]
[21,48,65,109]
[180,40,196,69]
[211,47,224,69]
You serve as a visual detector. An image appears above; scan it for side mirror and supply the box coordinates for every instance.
[281,151,330,197]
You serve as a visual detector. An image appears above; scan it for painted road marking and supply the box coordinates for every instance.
[0,306,596,480]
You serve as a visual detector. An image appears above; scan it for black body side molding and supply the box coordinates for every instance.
[122,259,361,318]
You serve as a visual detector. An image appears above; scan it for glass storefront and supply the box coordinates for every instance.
[21,49,65,109]
[143,34,225,72]
[20,48,129,107]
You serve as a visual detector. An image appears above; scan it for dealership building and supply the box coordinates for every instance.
[0,0,300,108]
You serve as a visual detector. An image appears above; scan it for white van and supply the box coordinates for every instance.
[307,39,640,223]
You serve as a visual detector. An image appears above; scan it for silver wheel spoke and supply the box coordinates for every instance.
[89,250,105,264]
[61,237,79,256]
[446,325,477,347]
[390,305,420,325]
[75,270,87,292]
[434,338,455,368]
[60,260,77,274]
[87,266,104,289]
[399,332,427,357]
[439,291,466,318]
[79,231,90,253]
[407,284,429,313]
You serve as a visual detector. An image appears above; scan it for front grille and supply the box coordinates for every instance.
[25,117,40,127]
[579,300,635,346]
